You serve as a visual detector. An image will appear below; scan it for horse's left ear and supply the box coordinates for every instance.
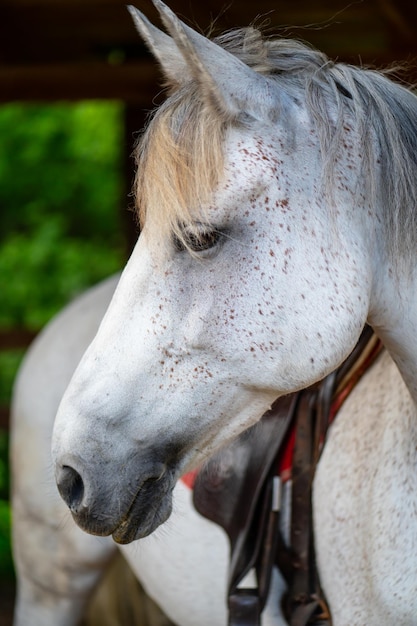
[128,1,281,122]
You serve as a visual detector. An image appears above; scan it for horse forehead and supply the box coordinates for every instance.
[223,123,316,193]
[226,127,286,169]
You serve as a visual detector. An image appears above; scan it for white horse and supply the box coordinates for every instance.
[12,273,413,626]
[12,275,286,626]
[14,1,417,623]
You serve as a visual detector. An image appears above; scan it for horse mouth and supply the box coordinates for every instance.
[111,476,174,544]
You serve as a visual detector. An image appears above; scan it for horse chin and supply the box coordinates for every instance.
[112,488,174,545]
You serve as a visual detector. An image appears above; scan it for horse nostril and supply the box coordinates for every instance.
[56,465,85,513]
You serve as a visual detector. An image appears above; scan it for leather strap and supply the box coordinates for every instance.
[229,590,261,626]
[287,391,318,622]
[283,387,330,625]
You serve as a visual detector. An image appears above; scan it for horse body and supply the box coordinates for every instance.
[315,349,417,626]
[11,277,118,625]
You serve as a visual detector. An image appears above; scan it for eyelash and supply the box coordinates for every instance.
[173,227,223,254]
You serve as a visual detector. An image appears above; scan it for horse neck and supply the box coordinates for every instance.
[369,258,417,407]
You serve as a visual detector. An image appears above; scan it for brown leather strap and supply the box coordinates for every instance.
[283,386,329,626]
[229,590,261,626]
[288,391,317,618]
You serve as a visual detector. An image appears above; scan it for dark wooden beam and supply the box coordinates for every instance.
[2,0,417,65]
[0,61,158,103]
[1,0,417,106]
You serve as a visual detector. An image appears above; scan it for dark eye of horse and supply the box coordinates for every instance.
[173,227,222,253]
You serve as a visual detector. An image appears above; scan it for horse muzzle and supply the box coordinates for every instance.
[55,457,175,543]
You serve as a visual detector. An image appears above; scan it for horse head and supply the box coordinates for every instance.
[52,1,385,544]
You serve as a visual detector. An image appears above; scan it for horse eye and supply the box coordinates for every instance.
[173,228,222,253]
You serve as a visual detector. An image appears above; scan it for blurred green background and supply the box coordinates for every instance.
[0,100,128,579]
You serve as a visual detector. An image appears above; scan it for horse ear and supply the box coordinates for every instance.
[128,1,280,121]
[128,5,192,86]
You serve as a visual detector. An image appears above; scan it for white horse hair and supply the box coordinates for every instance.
[13,1,417,624]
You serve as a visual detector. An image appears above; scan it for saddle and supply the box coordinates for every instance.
[193,326,382,626]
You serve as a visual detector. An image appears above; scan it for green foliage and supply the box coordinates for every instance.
[0,100,128,579]
[0,101,126,326]
[0,215,122,328]
[0,101,125,241]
